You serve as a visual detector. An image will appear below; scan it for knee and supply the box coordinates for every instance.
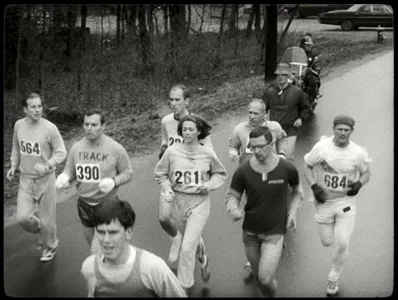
[17,214,40,233]
[336,239,350,253]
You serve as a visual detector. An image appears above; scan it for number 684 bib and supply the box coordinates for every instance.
[76,163,101,183]
[323,171,348,192]
[173,169,201,186]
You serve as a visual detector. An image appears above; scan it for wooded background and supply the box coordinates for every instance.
[5,4,293,119]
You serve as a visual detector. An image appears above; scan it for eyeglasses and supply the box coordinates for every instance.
[248,141,272,151]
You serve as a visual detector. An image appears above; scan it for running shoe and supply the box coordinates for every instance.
[168,231,182,264]
[40,246,58,262]
[200,254,211,282]
[326,280,339,296]
[244,261,252,270]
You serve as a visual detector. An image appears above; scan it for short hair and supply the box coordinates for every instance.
[249,126,273,144]
[22,92,41,107]
[177,114,212,141]
[171,84,190,99]
[249,98,266,112]
[93,199,136,230]
[85,108,106,125]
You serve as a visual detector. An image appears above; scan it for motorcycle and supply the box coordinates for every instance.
[280,46,322,113]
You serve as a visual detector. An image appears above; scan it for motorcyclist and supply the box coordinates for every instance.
[300,35,321,104]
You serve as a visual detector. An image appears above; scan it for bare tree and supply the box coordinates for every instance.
[187,4,191,35]
[116,4,121,46]
[147,5,155,36]
[77,4,87,93]
[246,4,254,38]
[127,5,138,38]
[214,4,227,69]
[198,4,206,34]
[15,5,25,115]
[162,4,169,35]
[138,4,152,71]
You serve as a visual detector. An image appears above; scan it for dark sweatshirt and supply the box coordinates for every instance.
[262,83,311,136]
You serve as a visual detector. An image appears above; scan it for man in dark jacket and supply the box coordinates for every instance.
[300,35,321,104]
[262,63,311,160]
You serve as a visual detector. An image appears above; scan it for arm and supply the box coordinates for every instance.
[203,150,228,191]
[80,256,96,298]
[141,252,187,297]
[62,145,77,181]
[271,122,288,157]
[160,119,168,148]
[228,128,240,162]
[303,162,317,187]
[288,182,304,216]
[46,125,67,169]
[8,124,20,179]
[154,148,172,190]
[114,147,133,186]
[298,90,311,121]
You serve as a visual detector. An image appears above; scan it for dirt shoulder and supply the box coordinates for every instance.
[4,48,392,228]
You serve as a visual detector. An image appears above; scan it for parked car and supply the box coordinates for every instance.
[283,4,354,18]
[317,4,393,31]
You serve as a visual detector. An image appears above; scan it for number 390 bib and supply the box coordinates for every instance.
[174,169,201,186]
[76,163,101,183]
[323,172,347,191]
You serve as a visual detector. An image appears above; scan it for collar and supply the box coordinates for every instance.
[173,111,191,121]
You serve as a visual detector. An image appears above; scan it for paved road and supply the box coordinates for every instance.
[4,51,393,297]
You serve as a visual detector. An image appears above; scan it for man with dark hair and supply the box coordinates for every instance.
[6,92,67,262]
[81,199,187,297]
[225,126,304,297]
[56,108,133,254]
[303,114,372,296]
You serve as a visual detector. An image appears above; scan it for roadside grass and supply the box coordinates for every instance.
[3,27,393,222]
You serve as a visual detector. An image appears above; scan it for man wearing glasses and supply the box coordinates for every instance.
[225,126,304,297]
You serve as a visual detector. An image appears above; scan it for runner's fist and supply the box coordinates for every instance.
[56,173,70,189]
[347,181,362,196]
[6,168,15,181]
[162,187,175,202]
[198,182,211,195]
[229,207,244,222]
[228,149,239,162]
[311,183,328,203]
[99,177,116,194]
[34,163,48,176]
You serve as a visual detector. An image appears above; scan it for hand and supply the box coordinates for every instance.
[6,168,15,181]
[159,145,168,160]
[228,207,244,222]
[293,118,302,128]
[198,183,211,195]
[286,213,297,231]
[229,151,238,162]
[347,181,362,196]
[99,177,116,194]
[311,183,328,203]
[33,163,49,176]
[162,187,175,202]
[55,173,70,189]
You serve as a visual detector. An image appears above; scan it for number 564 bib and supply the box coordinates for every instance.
[76,163,101,183]
[173,169,201,186]
[323,171,348,192]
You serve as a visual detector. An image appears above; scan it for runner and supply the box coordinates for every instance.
[80,199,187,297]
[154,114,227,294]
[6,92,67,262]
[225,126,304,297]
[158,84,212,265]
[262,63,311,160]
[55,108,133,253]
[303,114,372,296]
[228,97,288,270]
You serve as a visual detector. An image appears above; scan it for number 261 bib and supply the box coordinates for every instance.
[76,163,101,183]
[173,169,201,186]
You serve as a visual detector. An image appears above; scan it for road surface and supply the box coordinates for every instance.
[4,50,393,297]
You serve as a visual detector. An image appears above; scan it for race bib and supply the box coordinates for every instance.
[323,172,348,191]
[174,169,201,186]
[76,163,101,183]
[20,140,41,156]
[245,138,253,154]
[169,136,183,146]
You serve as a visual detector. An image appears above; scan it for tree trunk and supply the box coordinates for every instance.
[253,4,262,42]
[122,4,127,41]
[138,4,152,71]
[77,4,87,93]
[279,4,299,42]
[264,5,277,80]
[4,5,22,90]
[128,5,138,38]
[187,4,191,35]
[147,5,155,36]
[15,6,24,116]
[66,4,75,72]
[39,8,46,90]
[214,4,227,69]
[116,4,121,46]
[162,5,169,35]
[228,4,238,35]
[198,4,206,34]
[246,4,255,39]
[169,4,187,76]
